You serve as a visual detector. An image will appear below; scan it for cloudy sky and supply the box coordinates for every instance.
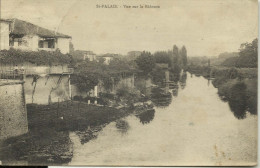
[1,0,258,56]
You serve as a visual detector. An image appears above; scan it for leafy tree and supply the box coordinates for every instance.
[0,48,72,66]
[171,45,181,73]
[71,73,99,93]
[221,38,258,68]
[237,38,258,68]
[172,45,179,64]
[150,67,166,84]
[180,46,188,68]
[69,41,74,54]
[154,51,172,67]
[135,51,155,74]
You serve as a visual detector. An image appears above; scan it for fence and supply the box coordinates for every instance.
[0,70,24,80]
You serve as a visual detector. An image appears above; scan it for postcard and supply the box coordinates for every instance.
[0,0,258,166]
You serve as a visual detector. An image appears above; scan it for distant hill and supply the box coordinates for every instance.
[218,52,239,59]
[188,52,239,67]
[188,38,257,68]
[212,52,239,66]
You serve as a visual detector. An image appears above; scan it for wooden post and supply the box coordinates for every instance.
[78,100,80,113]
[57,98,60,118]
[68,74,72,100]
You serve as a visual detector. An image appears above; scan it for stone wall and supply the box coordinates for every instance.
[0,83,28,140]
[24,75,70,105]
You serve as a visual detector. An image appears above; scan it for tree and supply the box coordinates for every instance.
[135,51,155,74]
[154,51,172,67]
[172,45,179,64]
[221,38,258,68]
[237,38,258,68]
[171,45,181,73]
[180,46,188,68]
[69,41,74,54]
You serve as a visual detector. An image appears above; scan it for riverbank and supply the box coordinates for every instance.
[0,101,133,165]
[187,65,257,118]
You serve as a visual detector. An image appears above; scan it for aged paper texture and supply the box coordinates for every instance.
[0,0,258,166]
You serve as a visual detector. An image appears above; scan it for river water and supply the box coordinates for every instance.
[68,73,257,166]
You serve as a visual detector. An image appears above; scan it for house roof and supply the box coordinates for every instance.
[6,18,71,38]
[99,53,118,58]
[0,19,12,23]
[77,50,95,55]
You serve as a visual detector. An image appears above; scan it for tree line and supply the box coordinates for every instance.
[135,45,188,74]
[221,38,258,68]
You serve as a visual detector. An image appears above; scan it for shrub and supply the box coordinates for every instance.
[0,48,72,66]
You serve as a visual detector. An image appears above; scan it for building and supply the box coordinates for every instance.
[0,18,71,54]
[83,51,96,61]
[71,50,96,61]
[98,53,118,65]
[0,19,12,50]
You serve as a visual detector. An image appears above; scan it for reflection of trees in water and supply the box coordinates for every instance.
[0,129,73,165]
[220,82,257,119]
[171,84,179,97]
[179,72,187,89]
[76,125,104,144]
[116,119,130,134]
[151,87,172,108]
[135,109,155,124]
[228,82,248,119]
[170,72,180,83]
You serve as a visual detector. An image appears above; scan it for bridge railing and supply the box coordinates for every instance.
[0,70,24,80]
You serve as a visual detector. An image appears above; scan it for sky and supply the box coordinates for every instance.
[1,0,258,56]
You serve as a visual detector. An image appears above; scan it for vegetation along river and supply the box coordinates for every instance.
[69,73,257,166]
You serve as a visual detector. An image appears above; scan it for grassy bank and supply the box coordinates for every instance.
[0,101,132,165]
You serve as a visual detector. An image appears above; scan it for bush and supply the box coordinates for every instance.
[0,48,72,66]
[116,85,141,104]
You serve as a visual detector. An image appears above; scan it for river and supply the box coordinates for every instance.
[68,73,257,166]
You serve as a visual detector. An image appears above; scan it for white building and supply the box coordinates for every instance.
[83,51,96,61]
[99,54,117,65]
[0,19,11,50]
[0,18,71,54]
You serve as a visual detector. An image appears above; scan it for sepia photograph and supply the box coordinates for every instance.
[0,0,258,166]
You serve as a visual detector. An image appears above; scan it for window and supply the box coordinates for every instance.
[38,38,55,48]
[9,34,23,47]
[48,40,55,48]
[13,38,22,47]
[38,41,44,48]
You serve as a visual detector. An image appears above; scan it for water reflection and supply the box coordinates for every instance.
[217,81,257,120]
[179,72,187,89]
[116,120,130,134]
[151,87,172,108]
[227,82,248,119]
[170,72,180,83]
[2,68,257,166]
[135,109,155,124]
[171,84,179,97]
[0,129,73,165]
[75,126,104,145]
[68,72,257,166]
